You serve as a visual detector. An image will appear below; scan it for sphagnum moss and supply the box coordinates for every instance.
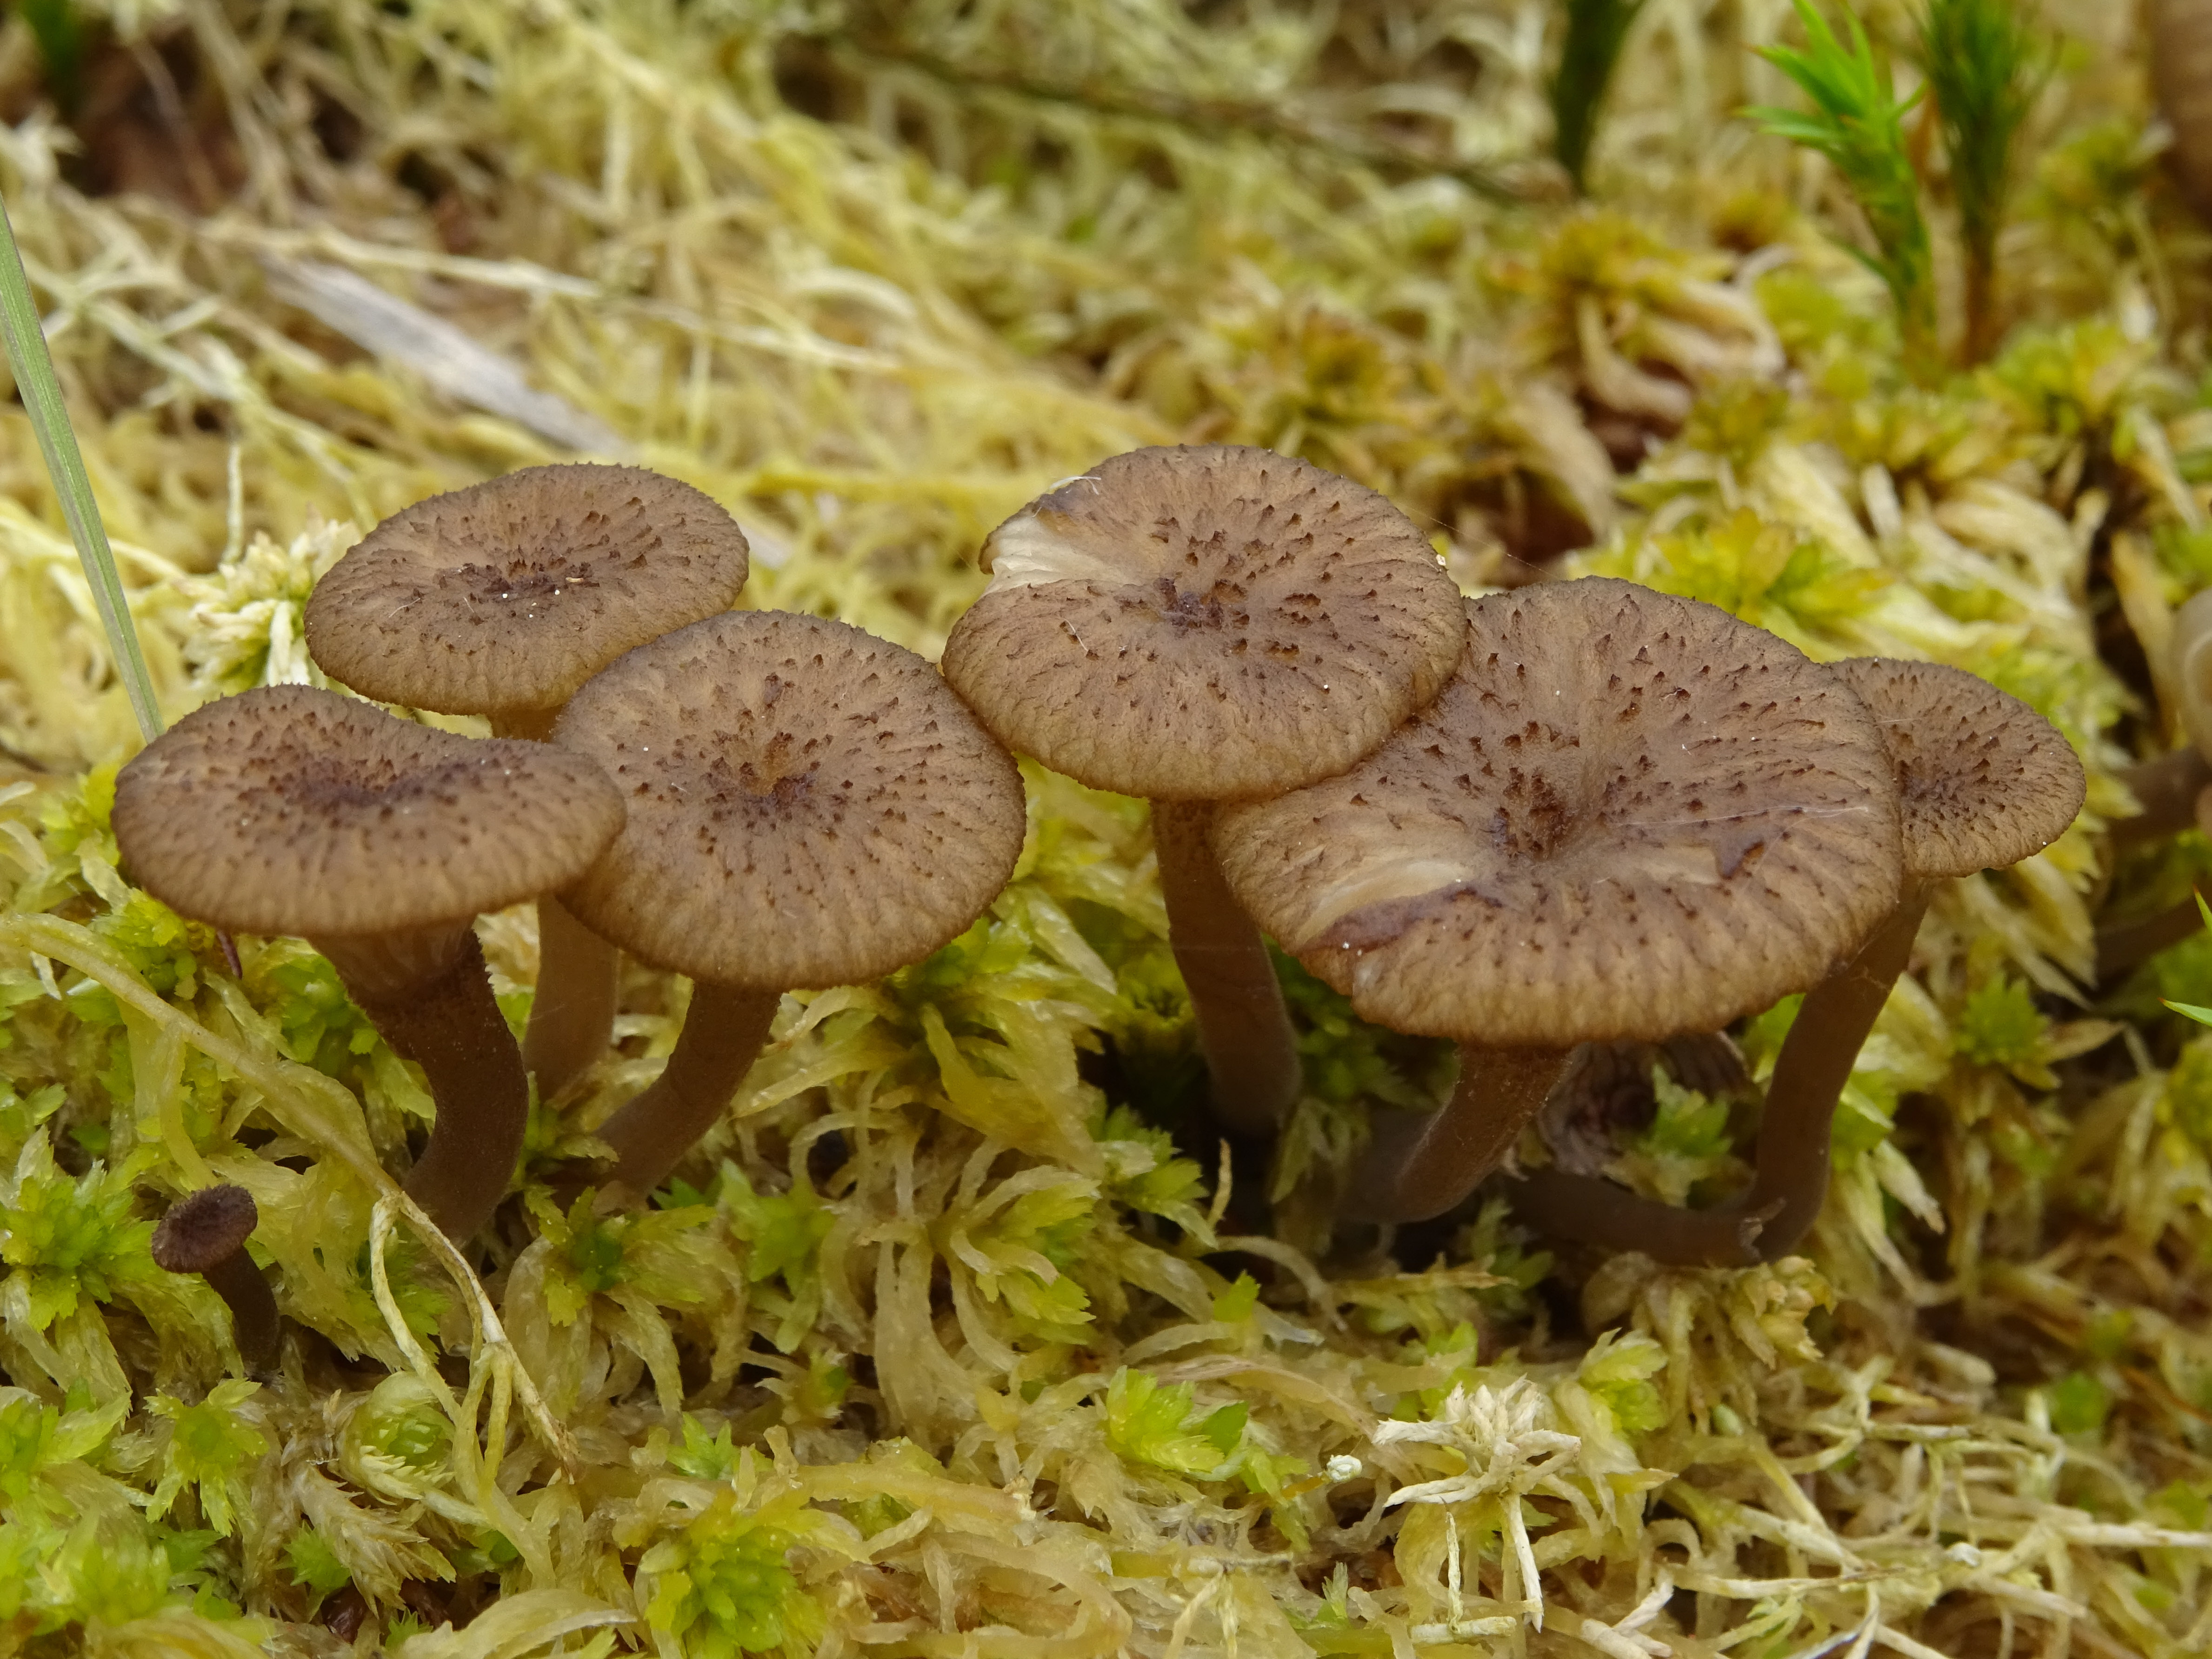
[0,0,2208,1653]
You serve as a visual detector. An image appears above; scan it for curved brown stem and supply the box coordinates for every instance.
[1735,889,1927,1259]
[1344,1045,1564,1224]
[2111,749,2212,851]
[523,896,620,1100]
[203,1249,282,1374]
[1153,800,1302,1135]
[2097,894,2210,983]
[1510,893,1927,1266]
[1509,1162,1772,1266]
[321,930,529,1243]
[487,710,624,1102]
[592,981,780,1196]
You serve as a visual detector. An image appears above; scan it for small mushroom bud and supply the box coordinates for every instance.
[151,1184,280,1374]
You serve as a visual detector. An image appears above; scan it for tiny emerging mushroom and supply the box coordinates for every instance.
[303,464,751,1099]
[112,686,625,1242]
[939,445,1466,1136]
[1514,657,2085,1265]
[551,609,1028,1198]
[150,1183,280,1375]
[1214,579,1906,1226]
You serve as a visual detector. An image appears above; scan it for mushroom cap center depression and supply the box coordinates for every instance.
[447,549,600,616]
[1216,580,1904,1046]
[1313,658,1792,942]
[555,611,1027,992]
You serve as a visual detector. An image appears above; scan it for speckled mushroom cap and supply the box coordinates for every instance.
[113,686,625,939]
[303,464,750,723]
[552,610,1027,989]
[1213,580,1906,1046]
[1832,658,2085,880]
[939,445,1466,801]
[150,1185,257,1273]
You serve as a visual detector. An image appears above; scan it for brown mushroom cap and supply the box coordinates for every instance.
[939,445,1466,801]
[553,610,1027,989]
[150,1184,258,1274]
[113,686,625,939]
[303,464,750,723]
[1832,658,2086,880]
[1215,579,1906,1046]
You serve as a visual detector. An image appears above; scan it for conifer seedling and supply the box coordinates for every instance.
[1918,0,2051,364]
[1747,0,1937,377]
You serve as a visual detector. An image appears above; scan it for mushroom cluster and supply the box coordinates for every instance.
[112,464,1024,1268]
[110,450,2086,1306]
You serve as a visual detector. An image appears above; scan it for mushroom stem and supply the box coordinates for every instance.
[1509,888,1929,1266]
[593,981,781,1196]
[488,711,626,1102]
[1344,1045,1566,1224]
[1152,800,1303,1135]
[1739,883,1929,1258]
[319,930,528,1242]
[203,1250,283,1373]
[523,895,621,1100]
[2097,893,2210,982]
[2111,749,2212,850]
[1508,1163,1771,1267]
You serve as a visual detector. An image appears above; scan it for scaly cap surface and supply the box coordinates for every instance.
[939,445,1466,800]
[553,611,1026,988]
[1215,580,1906,1045]
[304,464,750,721]
[113,686,624,938]
[1832,657,2085,880]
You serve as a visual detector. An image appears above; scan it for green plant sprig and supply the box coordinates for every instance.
[1550,0,1648,195]
[1917,0,2050,365]
[0,197,163,743]
[1746,0,1936,376]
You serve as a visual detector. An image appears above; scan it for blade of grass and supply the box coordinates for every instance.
[0,196,163,743]
[1551,0,1648,195]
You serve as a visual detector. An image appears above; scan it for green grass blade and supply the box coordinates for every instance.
[0,196,163,743]
[1550,0,1647,194]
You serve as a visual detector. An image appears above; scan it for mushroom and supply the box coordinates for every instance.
[150,1183,280,1374]
[1514,657,2084,1264]
[551,609,1028,1196]
[939,445,1466,1135]
[112,686,624,1240]
[303,464,751,1099]
[1213,579,1906,1224]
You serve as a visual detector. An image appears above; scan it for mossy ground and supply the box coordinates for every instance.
[0,0,2207,1654]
